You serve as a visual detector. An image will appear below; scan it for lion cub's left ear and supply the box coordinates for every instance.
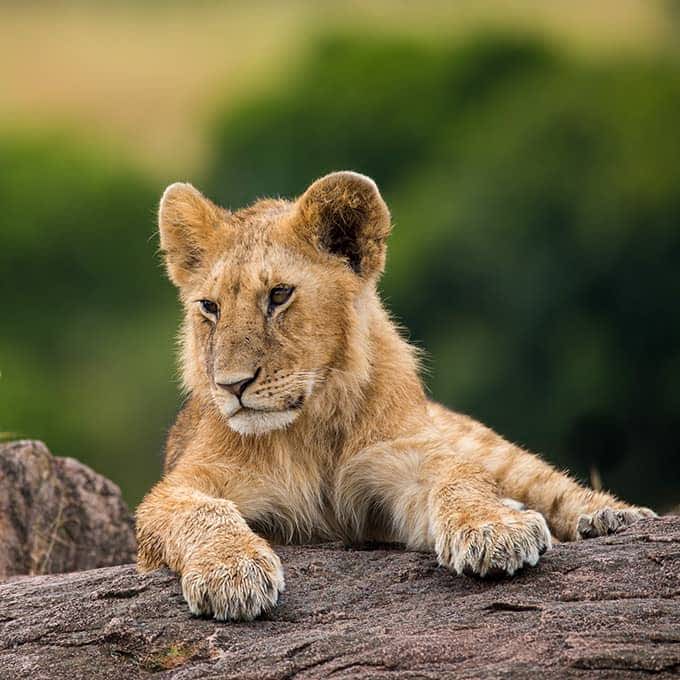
[295,171,392,279]
[158,182,224,288]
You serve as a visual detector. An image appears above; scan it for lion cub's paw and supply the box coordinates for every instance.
[576,506,656,540]
[436,509,552,578]
[180,537,284,621]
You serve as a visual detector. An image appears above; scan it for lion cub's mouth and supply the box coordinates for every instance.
[238,396,305,415]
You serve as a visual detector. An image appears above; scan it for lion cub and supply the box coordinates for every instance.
[136,171,655,621]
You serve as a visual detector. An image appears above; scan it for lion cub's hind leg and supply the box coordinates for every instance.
[482,440,657,541]
[576,506,656,539]
[434,407,659,542]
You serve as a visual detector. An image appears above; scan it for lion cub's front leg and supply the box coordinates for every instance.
[339,449,552,577]
[429,461,552,577]
[136,481,284,621]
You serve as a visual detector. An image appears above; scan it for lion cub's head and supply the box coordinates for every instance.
[159,172,391,436]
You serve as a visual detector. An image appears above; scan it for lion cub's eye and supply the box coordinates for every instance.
[198,299,219,318]
[268,285,294,310]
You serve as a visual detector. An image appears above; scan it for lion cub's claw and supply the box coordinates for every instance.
[436,509,552,578]
[576,506,656,540]
[181,542,284,621]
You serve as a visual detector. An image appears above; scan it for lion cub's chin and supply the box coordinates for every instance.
[227,408,300,436]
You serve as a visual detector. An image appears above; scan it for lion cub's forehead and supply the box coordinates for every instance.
[207,198,310,293]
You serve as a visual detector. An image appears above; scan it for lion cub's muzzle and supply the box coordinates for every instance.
[211,367,318,436]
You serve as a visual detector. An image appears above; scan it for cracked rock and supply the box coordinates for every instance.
[0,516,678,678]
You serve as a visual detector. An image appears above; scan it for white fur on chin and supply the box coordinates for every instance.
[228,409,300,436]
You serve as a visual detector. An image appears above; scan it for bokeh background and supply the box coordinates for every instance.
[1,1,679,510]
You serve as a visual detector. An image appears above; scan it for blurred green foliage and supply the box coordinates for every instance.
[1,34,679,508]
[0,133,178,502]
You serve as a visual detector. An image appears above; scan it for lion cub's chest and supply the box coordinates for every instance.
[229,450,345,544]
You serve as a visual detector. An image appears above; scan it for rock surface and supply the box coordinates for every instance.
[0,517,678,679]
[0,440,136,578]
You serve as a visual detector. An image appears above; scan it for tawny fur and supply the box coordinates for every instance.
[136,171,655,621]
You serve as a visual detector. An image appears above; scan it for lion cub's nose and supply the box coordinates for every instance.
[217,370,259,399]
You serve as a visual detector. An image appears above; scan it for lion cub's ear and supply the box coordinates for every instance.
[295,171,392,279]
[158,182,224,288]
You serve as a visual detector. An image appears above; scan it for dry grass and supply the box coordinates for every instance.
[141,641,208,672]
[0,1,674,176]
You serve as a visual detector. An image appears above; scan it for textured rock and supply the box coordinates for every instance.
[0,440,136,578]
[0,517,678,679]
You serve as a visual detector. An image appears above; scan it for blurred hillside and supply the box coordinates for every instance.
[1,2,679,507]
[2,1,678,174]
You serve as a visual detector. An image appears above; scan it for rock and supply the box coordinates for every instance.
[0,517,678,679]
[0,440,136,579]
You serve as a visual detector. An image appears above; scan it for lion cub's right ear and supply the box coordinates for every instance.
[158,182,224,288]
